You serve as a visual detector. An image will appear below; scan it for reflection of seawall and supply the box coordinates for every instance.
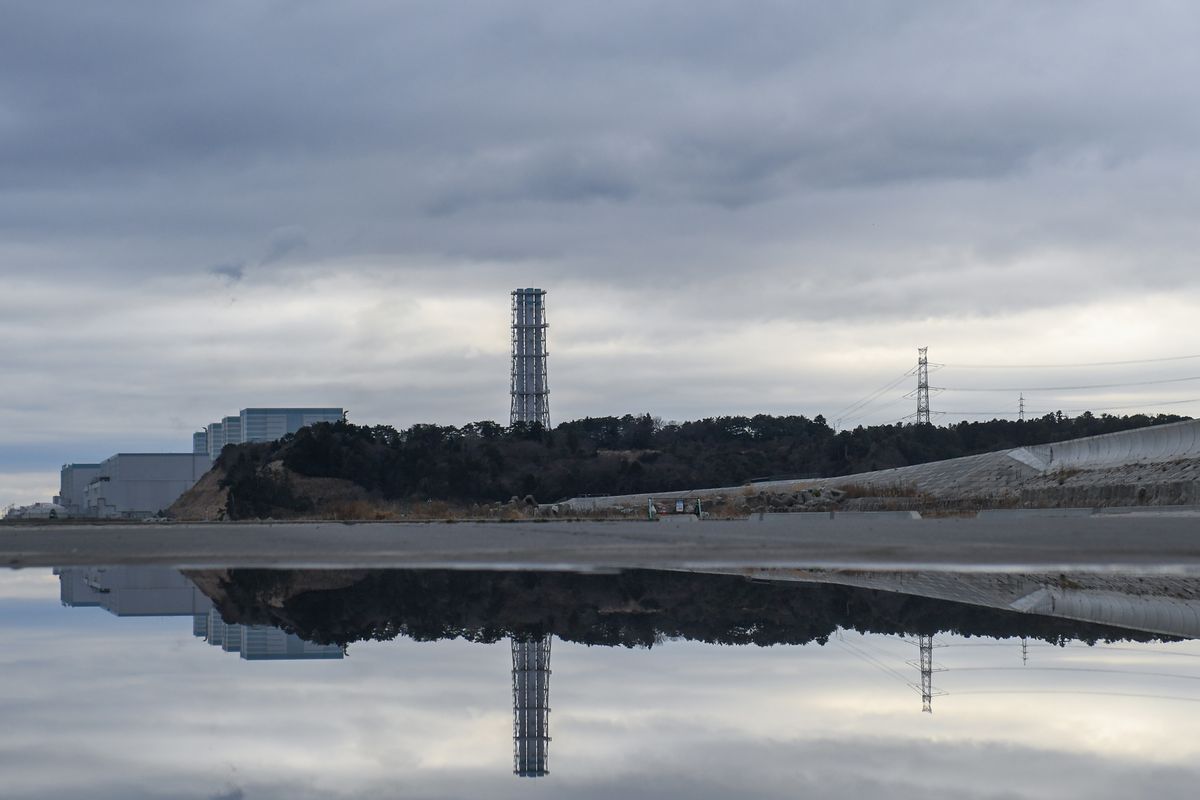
[512,635,552,777]
[724,569,1200,640]
[56,567,343,661]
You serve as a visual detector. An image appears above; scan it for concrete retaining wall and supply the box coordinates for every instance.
[554,420,1200,512]
[1025,419,1200,471]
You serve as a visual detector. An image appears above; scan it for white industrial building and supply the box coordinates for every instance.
[57,462,101,515]
[36,407,344,518]
[202,407,345,460]
[204,420,225,459]
[3,502,70,520]
[82,453,211,519]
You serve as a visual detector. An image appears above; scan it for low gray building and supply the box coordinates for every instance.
[83,453,210,518]
[57,463,101,515]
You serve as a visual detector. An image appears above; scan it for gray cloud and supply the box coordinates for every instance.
[209,262,245,284]
[261,227,309,266]
[3,1,1200,501]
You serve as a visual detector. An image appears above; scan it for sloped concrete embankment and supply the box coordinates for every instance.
[555,420,1200,512]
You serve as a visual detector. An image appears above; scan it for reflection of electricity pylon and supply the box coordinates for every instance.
[907,635,946,713]
[512,635,552,777]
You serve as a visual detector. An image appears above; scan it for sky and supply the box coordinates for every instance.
[4,568,1200,799]
[3,1,1200,506]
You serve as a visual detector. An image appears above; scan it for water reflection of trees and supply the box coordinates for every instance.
[192,568,1172,649]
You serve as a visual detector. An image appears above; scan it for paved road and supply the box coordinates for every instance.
[3,513,1200,572]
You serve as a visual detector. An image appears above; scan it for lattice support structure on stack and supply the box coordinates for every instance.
[510,288,550,428]
[916,347,931,425]
[512,635,552,777]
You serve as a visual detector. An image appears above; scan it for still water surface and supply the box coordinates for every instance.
[2,566,1199,799]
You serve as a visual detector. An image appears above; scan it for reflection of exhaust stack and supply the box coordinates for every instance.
[511,635,552,777]
[510,288,550,428]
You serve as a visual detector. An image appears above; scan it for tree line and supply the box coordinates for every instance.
[213,410,1188,518]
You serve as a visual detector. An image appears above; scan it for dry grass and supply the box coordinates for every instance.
[833,482,921,499]
[1053,467,1085,485]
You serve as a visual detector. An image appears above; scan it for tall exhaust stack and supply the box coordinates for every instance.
[510,288,550,428]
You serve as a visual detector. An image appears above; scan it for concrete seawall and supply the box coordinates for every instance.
[555,420,1200,512]
[1023,418,1200,470]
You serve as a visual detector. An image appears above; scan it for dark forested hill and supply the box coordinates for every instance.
[210,411,1188,519]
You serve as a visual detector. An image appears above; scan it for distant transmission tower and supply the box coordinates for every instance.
[916,347,931,425]
[512,635,552,777]
[510,288,551,428]
[1019,393,1026,422]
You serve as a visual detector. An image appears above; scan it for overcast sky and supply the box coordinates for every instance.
[4,1,1200,505]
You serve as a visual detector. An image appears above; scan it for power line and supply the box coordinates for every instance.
[942,353,1200,369]
[834,634,911,686]
[948,666,1200,682]
[948,690,1200,704]
[838,395,912,427]
[938,398,1200,418]
[832,369,915,427]
[938,375,1200,393]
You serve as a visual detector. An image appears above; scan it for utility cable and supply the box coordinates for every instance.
[936,379,1200,398]
[942,354,1200,369]
[838,395,913,427]
[937,398,1200,417]
[831,369,915,426]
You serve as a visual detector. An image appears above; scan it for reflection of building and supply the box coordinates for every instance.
[56,567,342,661]
[57,567,212,616]
[202,407,346,460]
[193,608,344,661]
[511,635,552,777]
